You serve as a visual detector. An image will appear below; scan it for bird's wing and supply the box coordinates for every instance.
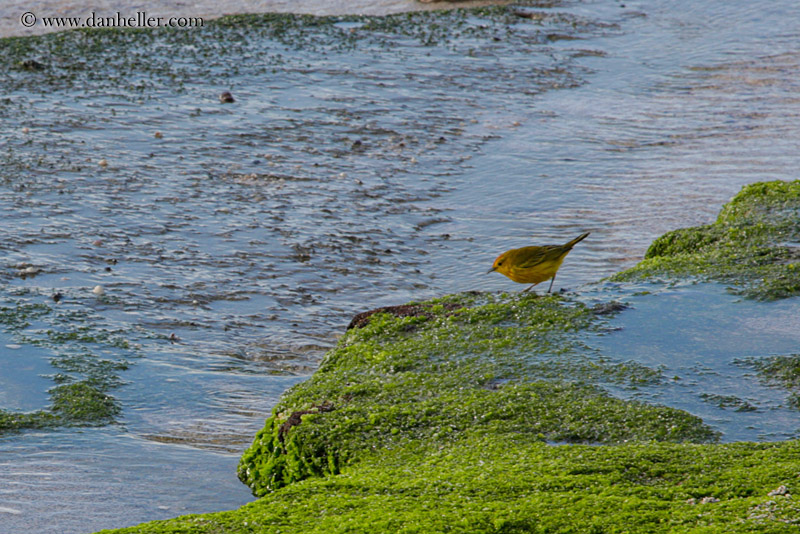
[516,246,552,268]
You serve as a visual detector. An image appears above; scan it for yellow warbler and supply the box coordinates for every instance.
[488,232,590,293]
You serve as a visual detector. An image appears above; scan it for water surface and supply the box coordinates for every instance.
[1,1,800,532]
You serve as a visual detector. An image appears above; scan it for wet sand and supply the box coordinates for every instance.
[1,0,508,38]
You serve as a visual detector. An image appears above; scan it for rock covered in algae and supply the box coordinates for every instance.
[614,180,800,300]
[238,292,717,496]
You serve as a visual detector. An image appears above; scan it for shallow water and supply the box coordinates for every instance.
[1,1,800,532]
[0,428,253,532]
[587,282,800,442]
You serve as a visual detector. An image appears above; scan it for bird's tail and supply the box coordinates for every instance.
[564,231,590,248]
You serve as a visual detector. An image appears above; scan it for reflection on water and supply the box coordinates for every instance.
[1,0,800,532]
[589,283,800,442]
[0,429,254,533]
[0,333,51,412]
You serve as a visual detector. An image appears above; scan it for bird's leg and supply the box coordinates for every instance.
[522,283,538,293]
[547,274,556,293]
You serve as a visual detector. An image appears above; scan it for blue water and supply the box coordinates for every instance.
[1,1,800,532]
[0,334,51,412]
[587,282,800,442]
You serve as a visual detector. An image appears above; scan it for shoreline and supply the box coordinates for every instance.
[3,4,800,532]
[101,179,800,533]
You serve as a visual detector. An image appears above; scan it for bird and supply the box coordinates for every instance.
[488,232,590,293]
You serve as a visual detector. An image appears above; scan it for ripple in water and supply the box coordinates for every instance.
[1,1,800,532]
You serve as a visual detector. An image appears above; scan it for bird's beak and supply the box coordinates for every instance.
[487,266,496,274]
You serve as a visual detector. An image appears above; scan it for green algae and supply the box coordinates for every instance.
[613,180,800,300]
[745,354,800,409]
[50,354,130,390]
[699,393,758,413]
[0,5,604,102]
[50,381,120,422]
[237,293,714,497]
[0,380,118,433]
[0,409,58,432]
[0,297,130,435]
[0,384,122,435]
[101,436,800,534]
[0,301,50,329]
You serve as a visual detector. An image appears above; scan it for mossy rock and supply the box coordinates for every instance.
[238,293,716,496]
[102,436,800,533]
[616,180,800,300]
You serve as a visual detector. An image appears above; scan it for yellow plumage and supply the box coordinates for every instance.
[488,232,590,293]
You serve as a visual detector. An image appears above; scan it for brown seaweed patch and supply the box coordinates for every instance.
[346,302,463,330]
[591,300,629,316]
[278,402,336,442]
